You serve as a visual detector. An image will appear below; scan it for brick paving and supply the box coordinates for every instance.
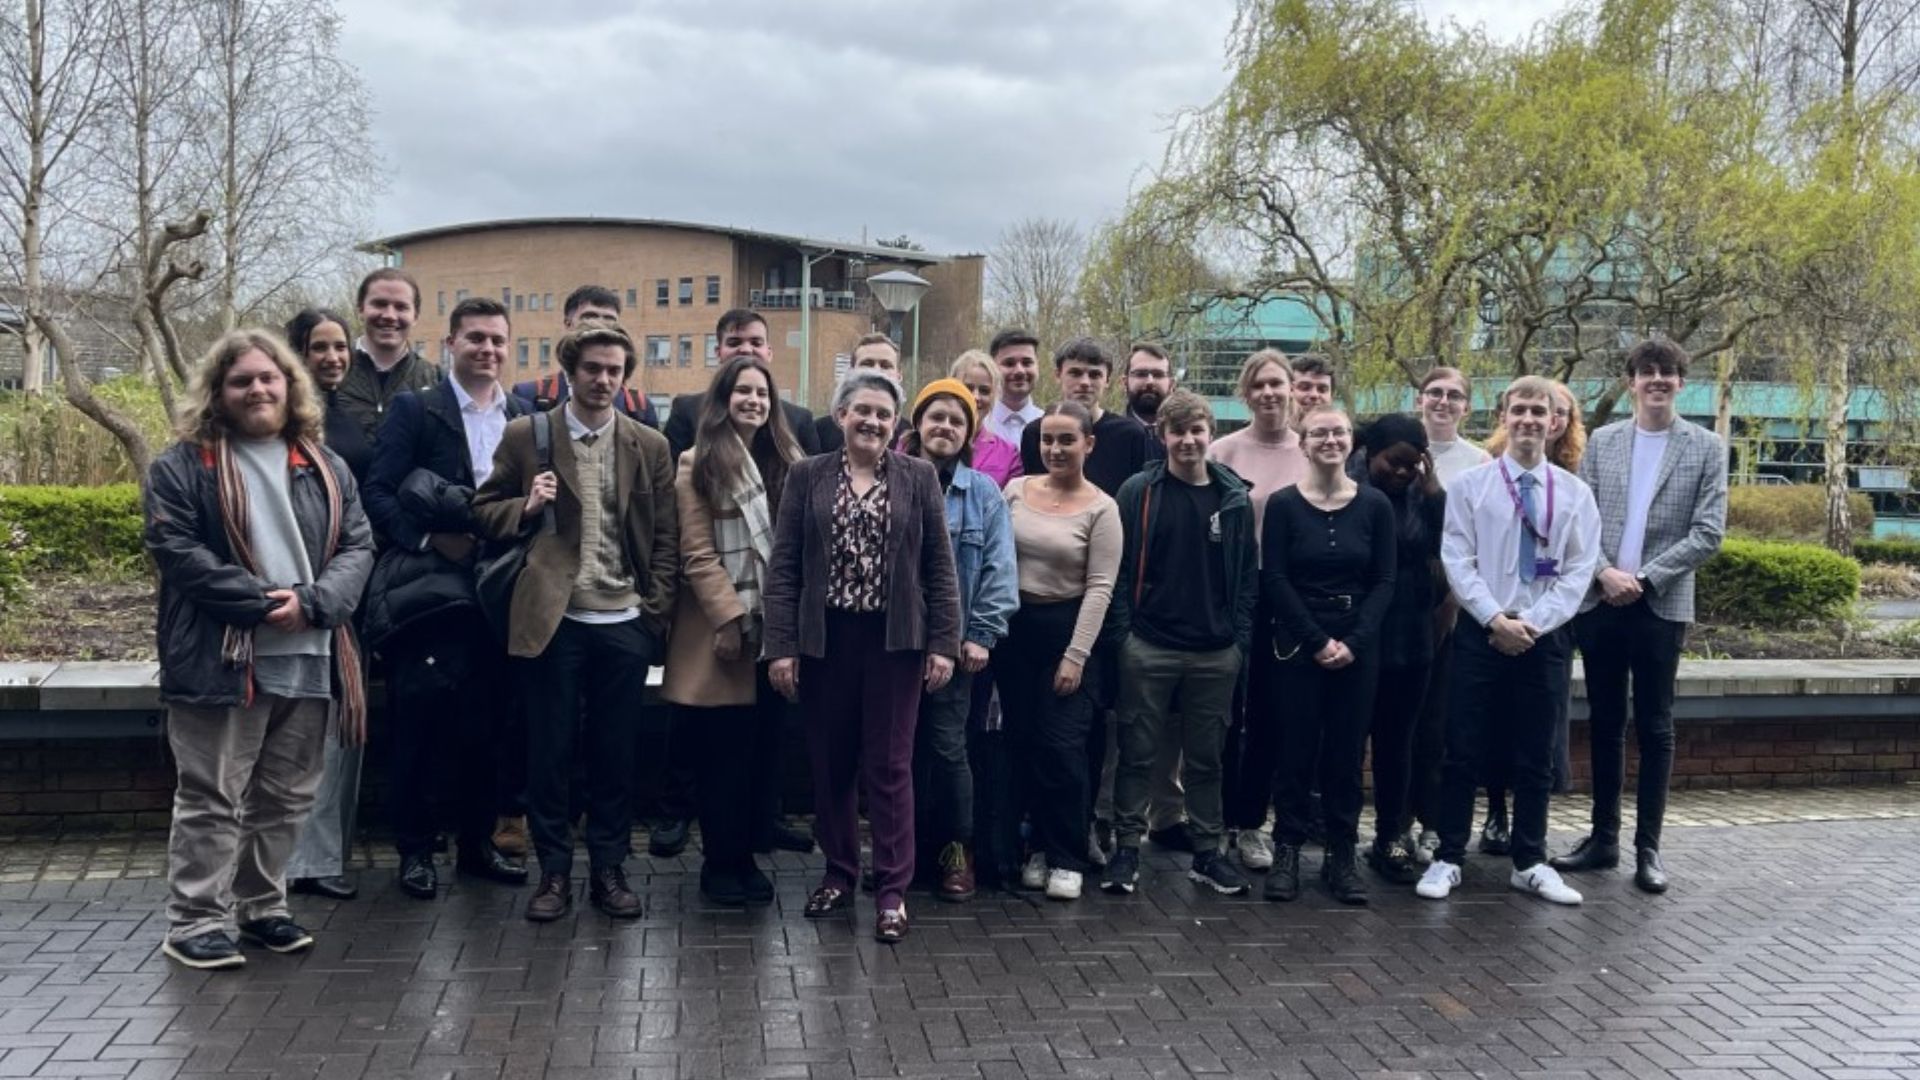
[2,787,1919,1078]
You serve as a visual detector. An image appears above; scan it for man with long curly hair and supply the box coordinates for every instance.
[146,330,374,969]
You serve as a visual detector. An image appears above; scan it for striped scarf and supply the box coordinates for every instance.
[209,433,368,746]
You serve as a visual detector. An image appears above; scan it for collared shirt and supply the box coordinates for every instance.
[448,377,509,486]
[988,398,1042,444]
[826,451,891,612]
[561,404,636,625]
[1440,453,1600,635]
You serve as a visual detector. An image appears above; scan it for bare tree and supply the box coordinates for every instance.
[987,217,1086,349]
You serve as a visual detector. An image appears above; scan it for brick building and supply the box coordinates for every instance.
[360,218,985,411]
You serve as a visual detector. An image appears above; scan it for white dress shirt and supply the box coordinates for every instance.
[988,398,1042,444]
[449,377,509,486]
[1441,453,1601,635]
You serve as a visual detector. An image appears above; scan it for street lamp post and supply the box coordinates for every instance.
[867,269,931,388]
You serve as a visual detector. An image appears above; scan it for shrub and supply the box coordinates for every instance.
[1726,484,1874,543]
[1856,537,1920,568]
[0,379,172,486]
[0,485,145,571]
[1697,537,1859,624]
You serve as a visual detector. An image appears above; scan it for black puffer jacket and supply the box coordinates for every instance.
[358,468,483,648]
[143,439,375,707]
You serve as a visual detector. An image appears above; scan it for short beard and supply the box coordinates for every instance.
[1130,390,1163,420]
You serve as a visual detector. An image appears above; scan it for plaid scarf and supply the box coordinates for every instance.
[209,432,368,746]
[711,437,775,642]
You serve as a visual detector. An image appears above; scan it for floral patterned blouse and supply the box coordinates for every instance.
[826,451,891,612]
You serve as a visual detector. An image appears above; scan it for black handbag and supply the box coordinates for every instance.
[475,411,553,642]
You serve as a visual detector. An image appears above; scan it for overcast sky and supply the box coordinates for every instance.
[340,0,1566,257]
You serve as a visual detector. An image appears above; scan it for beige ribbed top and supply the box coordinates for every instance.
[1003,477,1122,665]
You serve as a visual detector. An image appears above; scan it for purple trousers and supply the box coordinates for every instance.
[801,610,924,910]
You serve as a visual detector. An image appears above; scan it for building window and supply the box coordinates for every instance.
[645,335,670,367]
[514,294,524,313]
[704,334,718,366]
[538,338,552,367]
[705,275,721,304]
[656,279,669,307]
[501,287,511,306]
[543,293,553,312]
[677,335,693,367]
[677,277,693,305]
[626,287,637,308]
[455,288,469,303]
[436,290,446,316]
[517,339,529,368]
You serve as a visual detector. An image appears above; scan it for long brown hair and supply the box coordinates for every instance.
[691,355,802,510]
[177,330,325,446]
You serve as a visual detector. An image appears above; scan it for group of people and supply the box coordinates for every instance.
[146,267,1727,969]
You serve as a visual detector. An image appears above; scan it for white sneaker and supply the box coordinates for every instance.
[1020,852,1048,891]
[1511,863,1582,905]
[1044,867,1083,900]
[1235,828,1275,870]
[1413,829,1439,866]
[1416,859,1461,899]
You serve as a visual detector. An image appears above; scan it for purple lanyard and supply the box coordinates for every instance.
[1497,459,1554,544]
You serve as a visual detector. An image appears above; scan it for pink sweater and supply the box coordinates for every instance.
[1208,425,1308,545]
[971,430,1023,489]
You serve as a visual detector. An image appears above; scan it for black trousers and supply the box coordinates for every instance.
[1368,660,1431,844]
[1408,625,1453,834]
[999,599,1096,874]
[1224,603,1283,832]
[1576,599,1685,850]
[1435,626,1570,869]
[386,612,505,859]
[1271,630,1381,850]
[682,667,782,875]
[520,618,657,877]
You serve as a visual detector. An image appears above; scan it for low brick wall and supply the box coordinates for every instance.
[3,710,1916,834]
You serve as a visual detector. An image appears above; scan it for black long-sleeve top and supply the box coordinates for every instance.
[1376,484,1447,670]
[1260,484,1397,659]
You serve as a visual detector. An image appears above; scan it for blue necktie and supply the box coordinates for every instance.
[1517,472,1539,583]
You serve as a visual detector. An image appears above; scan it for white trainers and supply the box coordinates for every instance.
[1044,867,1083,900]
[1236,828,1275,870]
[1416,859,1461,899]
[1020,852,1048,891]
[1511,863,1583,905]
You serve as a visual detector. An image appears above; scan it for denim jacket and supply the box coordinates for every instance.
[945,463,1019,649]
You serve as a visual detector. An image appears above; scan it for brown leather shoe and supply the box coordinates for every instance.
[589,865,642,919]
[937,841,976,903]
[875,905,909,944]
[492,815,531,859]
[525,873,571,922]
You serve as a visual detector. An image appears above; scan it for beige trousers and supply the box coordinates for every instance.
[165,694,328,941]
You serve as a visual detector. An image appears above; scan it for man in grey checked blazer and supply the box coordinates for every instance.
[1551,340,1727,893]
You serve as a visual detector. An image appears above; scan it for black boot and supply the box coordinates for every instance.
[1263,843,1301,902]
[1322,844,1368,906]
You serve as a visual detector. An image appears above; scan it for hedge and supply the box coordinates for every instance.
[1855,537,1920,568]
[0,485,145,571]
[1726,484,1873,543]
[1697,537,1859,624]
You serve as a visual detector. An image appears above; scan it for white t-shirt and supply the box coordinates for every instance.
[1614,426,1671,573]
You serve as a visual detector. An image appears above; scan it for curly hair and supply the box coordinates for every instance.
[176,329,325,446]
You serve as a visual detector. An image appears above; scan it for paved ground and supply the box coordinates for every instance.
[3,786,1920,1079]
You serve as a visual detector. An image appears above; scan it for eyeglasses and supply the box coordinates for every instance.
[1304,428,1351,441]
[1422,388,1468,403]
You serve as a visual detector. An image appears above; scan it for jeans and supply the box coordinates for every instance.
[915,669,977,847]
[1435,626,1570,869]
[1112,636,1240,852]
[166,695,328,941]
[998,598,1096,874]
[1367,661,1431,844]
[285,722,360,879]
[1272,637,1381,849]
[1576,599,1685,850]
[520,617,656,877]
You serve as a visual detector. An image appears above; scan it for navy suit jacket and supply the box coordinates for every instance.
[365,379,529,552]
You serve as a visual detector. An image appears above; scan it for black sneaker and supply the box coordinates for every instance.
[1321,845,1368,905]
[238,916,314,954]
[161,930,246,969]
[649,818,691,858]
[1263,843,1301,902]
[1102,846,1141,895]
[1188,850,1251,896]
[1366,835,1422,886]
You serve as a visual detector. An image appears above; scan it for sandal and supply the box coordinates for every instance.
[875,906,909,944]
[803,885,850,918]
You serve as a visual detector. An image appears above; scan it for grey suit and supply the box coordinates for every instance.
[1572,414,1727,855]
[1578,416,1728,623]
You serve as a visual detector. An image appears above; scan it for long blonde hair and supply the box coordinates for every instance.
[177,329,326,445]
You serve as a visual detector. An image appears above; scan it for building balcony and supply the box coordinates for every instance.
[749,287,865,312]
